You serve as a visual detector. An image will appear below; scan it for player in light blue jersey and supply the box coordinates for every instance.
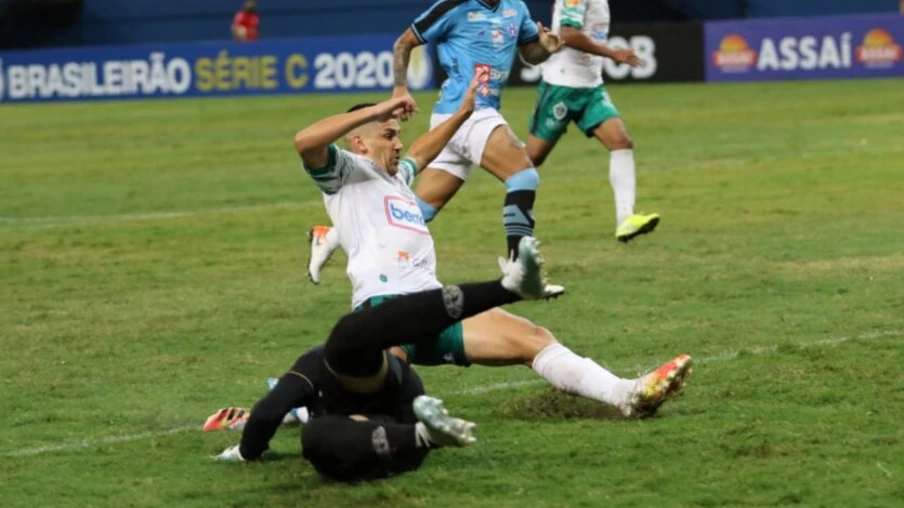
[391,0,564,262]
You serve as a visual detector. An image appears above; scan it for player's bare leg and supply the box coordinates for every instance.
[413,167,466,220]
[460,308,554,366]
[591,118,659,243]
[458,307,690,417]
[525,135,559,169]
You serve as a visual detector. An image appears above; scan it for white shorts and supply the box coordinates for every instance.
[428,108,508,181]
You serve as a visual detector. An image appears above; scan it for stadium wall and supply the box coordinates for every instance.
[37,0,904,48]
[0,14,902,104]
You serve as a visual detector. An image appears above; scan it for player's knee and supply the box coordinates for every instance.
[607,133,633,151]
[528,150,547,168]
[504,167,540,192]
[302,417,350,480]
[533,326,556,350]
[511,325,556,364]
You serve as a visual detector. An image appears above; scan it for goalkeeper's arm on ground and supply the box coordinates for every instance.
[236,369,317,460]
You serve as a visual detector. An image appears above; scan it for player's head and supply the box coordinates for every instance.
[243,0,256,12]
[343,103,404,175]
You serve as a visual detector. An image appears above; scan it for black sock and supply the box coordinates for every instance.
[324,280,520,377]
[503,190,536,259]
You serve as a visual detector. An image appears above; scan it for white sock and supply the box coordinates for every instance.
[325,226,340,252]
[609,149,636,226]
[532,343,635,407]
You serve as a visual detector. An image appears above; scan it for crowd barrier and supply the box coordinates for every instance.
[0,35,434,103]
[0,14,901,103]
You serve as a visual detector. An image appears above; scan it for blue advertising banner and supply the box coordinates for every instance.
[0,35,434,103]
[705,14,904,81]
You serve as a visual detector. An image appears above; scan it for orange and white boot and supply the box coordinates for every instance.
[621,354,693,418]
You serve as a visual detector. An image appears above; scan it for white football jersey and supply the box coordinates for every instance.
[304,145,441,309]
[542,0,610,88]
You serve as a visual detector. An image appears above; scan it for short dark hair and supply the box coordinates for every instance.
[346,103,376,113]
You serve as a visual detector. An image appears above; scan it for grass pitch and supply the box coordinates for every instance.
[2,78,904,507]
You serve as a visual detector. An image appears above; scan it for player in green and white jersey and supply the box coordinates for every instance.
[526,0,659,243]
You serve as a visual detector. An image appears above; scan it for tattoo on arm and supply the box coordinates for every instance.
[393,39,413,87]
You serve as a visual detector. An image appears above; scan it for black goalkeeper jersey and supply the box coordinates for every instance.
[239,345,425,460]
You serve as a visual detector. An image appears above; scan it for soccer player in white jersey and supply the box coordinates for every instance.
[306,0,564,284]
[525,0,660,243]
[391,0,565,262]
[204,76,692,434]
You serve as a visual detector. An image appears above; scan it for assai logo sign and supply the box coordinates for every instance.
[856,29,902,69]
[712,34,757,73]
[706,14,904,81]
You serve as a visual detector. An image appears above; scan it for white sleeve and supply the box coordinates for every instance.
[302,144,358,195]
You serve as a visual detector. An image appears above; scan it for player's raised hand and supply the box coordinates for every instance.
[459,68,485,114]
[612,48,645,68]
[373,96,417,122]
[536,22,564,54]
[391,87,419,121]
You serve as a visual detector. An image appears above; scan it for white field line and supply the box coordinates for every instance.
[0,202,303,231]
[0,425,197,458]
[1,328,900,458]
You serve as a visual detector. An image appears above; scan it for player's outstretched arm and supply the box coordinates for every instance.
[559,26,644,67]
[392,28,423,112]
[293,97,416,168]
[216,366,317,462]
[403,72,481,173]
[519,22,564,65]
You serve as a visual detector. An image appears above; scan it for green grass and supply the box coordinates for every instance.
[2,78,904,507]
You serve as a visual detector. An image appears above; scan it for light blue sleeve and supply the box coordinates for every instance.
[518,2,540,45]
[411,0,459,44]
[302,144,357,195]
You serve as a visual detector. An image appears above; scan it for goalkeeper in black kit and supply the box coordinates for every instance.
[215,237,554,483]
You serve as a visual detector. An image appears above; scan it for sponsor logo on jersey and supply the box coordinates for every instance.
[397,251,411,270]
[475,63,492,82]
[397,250,430,272]
[856,29,902,68]
[474,63,509,82]
[384,196,429,235]
[591,23,609,42]
[491,28,505,46]
[566,0,580,6]
[712,34,757,73]
[502,8,517,18]
[468,11,486,22]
